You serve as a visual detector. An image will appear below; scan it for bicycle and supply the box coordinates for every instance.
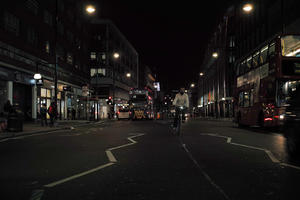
[173,106,185,137]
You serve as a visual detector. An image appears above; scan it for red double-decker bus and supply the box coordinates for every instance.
[234,34,300,127]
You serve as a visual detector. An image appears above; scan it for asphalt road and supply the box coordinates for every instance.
[0,119,299,200]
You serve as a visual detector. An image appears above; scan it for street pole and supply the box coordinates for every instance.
[113,59,116,119]
[202,78,205,117]
[54,0,58,119]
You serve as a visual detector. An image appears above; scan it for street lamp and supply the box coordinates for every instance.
[34,73,42,80]
[190,83,195,88]
[199,72,204,77]
[126,73,131,78]
[242,3,254,13]
[112,52,120,119]
[86,5,96,14]
[212,52,219,58]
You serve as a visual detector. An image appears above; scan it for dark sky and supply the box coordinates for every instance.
[98,0,234,91]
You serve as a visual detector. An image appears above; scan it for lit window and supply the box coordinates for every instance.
[67,53,73,64]
[90,52,96,60]
[45,41,50,53]
[102,54,106,60]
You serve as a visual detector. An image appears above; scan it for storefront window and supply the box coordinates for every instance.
[41,88,47,97]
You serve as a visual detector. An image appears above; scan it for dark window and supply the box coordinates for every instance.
[43,10,53,26]
[282,60,300,76]
[4,12,19,36]
[26,0,38,15]
[57,21,64,35]
[27,27,37,46]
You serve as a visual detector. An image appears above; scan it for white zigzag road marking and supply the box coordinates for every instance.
[200,133,299,171]
[44,133,145,188]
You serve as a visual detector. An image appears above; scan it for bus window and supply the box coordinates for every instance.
[253,51,260,67]
[241,60,246,75]
[239,92,244,107]
[244,92,250,107]
[281,35,300,57]
[269,42,276,58]
[260,45,268,64]
[246,57,252,70]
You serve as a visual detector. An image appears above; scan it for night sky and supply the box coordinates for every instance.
[98,0,235,91]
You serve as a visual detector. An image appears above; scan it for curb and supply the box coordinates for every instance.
[0,120,105,141]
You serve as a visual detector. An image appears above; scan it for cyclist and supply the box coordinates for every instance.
[172,87,189,129]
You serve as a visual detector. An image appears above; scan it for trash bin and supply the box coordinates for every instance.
[7,113,23,132]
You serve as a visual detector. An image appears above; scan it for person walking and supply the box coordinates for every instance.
[40,103,47,126]
[48,102,56,127]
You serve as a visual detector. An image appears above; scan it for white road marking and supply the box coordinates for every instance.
[199,133,300,171]
[182,143,231,200]
[105,150,117,162]
[264,150,280,163]
[280,163,300,170]
[29,189,44,200]
[44,162,115,188]
[43,133,145,188]
[227,138,232,143]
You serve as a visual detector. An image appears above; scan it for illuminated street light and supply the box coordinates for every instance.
[113,52,120,59]
[199,72,204,76]
[212,52,219,58]
[191,83,195,88]
[242,3,253,13]
[86,5,96,14]
[34,73,42,80]
[126,73,131,78]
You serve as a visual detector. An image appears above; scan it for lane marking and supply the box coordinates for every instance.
[280,163,300,170]
[44,163,115,188]
[182,143,231,200]
[264,150,280,163]
[105,150,117,162]
[44,133,145,188]
[199,133,300,171]
[29,189,44,200]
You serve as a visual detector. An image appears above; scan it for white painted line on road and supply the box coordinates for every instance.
[29,189,44,200]
[280,163,300,170]
[44,162,115,188]
[182,143,231,200]
[227,137,232,143]
[43,133,145,188]
[264,150,280,163]
[199,133,300,171]
[106,150,117,162]
[230,142,266,151]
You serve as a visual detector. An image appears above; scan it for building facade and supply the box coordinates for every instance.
[88,19,139,118]
[198,0,300,118]
[0,0,92,120]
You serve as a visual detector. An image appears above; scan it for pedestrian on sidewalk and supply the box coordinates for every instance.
[40,103,48,126]
[48,102,56,127]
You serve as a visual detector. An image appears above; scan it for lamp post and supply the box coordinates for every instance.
[199,72,205,117]
[113,52,120,118]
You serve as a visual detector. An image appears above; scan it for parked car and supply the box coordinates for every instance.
[282,85,300,158]
[117,108,130,120]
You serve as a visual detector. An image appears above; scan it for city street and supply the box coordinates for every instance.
[1,119,300,200]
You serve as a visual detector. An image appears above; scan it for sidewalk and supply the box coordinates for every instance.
[0,119,104,140]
